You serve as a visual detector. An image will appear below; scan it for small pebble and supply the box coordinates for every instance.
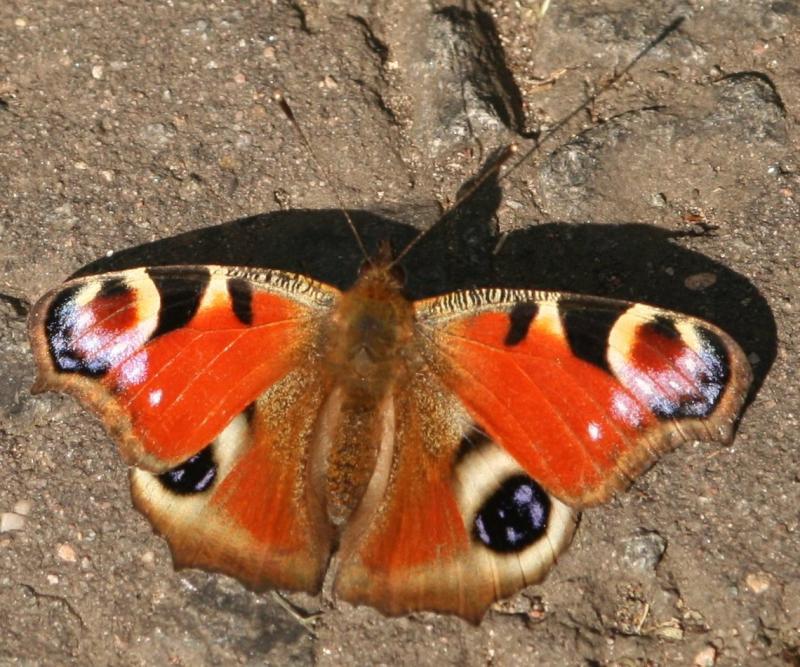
[745,572,771,594]
[693,645,717,667]
[57,543,77,563]
[46,574,59,585]
[0,512,26,532]
[141,550,155,565]
[491,594,545,619]
[684,272,717,291]
[13,499,32,516]
[91,65,104,80]
[621,531,667,571]
[654,619,684,640]
[651,192,668,207]
[140,122,175,147]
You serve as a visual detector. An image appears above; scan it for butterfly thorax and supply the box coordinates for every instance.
[326,263,415,395]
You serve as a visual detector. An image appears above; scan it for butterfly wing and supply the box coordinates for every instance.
[417,290,752,506]
[29,266,339,593]
[334,288,750,620]
[334,369,578,622]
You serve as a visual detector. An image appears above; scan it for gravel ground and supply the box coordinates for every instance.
[1,1,798,665]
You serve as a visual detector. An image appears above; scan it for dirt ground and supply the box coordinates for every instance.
[1,1,798,665]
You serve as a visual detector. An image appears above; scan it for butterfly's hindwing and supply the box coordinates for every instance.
[131,368,336,593]
[334,370,577,622]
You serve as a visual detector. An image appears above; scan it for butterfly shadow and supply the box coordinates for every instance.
[75,173,775,400]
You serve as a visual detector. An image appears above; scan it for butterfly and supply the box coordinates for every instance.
[27,200,752,622]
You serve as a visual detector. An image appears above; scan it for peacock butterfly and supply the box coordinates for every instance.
[28,61,752,620]
[27,216,751,621]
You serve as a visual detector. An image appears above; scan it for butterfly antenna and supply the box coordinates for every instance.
[391,14,685,268]
[275,92,372,265]
[390,145,517,268]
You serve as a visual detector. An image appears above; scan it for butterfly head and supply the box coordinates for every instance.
[357,239,406,286]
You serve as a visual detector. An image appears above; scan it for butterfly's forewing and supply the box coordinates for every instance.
[29,266,340,593]
[416,290,752,507]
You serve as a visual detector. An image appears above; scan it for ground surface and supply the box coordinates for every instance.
[0,1,798,665]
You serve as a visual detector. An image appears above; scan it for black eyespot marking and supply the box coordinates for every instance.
[505,303,539,346]
[662,326,731,418]
[228,278,253,325]
[147,267,210,339]
[454,425,491,463]
[697,327,731,385]
[473,474,550,553]
[97,278,130,300]
[651,315,680,339]
[44,278,139,378]
[45,285,112,377]
[561,302,626,372]
[158,445,217,495]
